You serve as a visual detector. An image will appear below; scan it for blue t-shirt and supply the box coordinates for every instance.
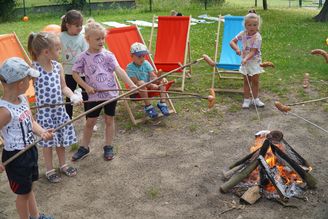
[126,60,154,82]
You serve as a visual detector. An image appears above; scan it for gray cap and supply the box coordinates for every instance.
[0,57,40,84]
[130,42,148,56]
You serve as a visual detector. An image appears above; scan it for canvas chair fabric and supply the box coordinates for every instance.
[216,16,244,70]
[105,25,176,124]
[211,15,244,93]
[0,33,35,102]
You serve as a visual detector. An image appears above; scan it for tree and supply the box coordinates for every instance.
[314,1,328,22]
[263,0,268,10]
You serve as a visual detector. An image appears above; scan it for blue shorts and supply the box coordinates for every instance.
[2,146,39,195]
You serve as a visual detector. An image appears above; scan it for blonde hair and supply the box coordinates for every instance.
[84,18,106,37]
[244,9,261,30]
[27,32,58,61]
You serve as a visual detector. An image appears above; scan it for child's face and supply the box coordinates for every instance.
[67,21,83,36]
[86,30,105,52]
[131,54,145,66]
[245,18,259,35]
[18,76,31,94]
[49,38,61,61]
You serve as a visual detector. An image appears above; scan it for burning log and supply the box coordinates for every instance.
[258,155,289,201]
[281,139,311,168]
[228,149,259,169]
[270,144,317,189]
[220,140,271,193]
[222,163,246,180]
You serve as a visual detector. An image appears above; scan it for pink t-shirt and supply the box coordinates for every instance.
[73,49,119,101]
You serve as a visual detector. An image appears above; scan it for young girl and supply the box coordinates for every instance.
[230,10,265,109]
[71,19,137,161]
[60,10,89,119]
[28,32,83,183]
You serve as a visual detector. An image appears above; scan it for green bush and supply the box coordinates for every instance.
[0,0,16,21]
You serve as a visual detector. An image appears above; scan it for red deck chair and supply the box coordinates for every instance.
[149,16,192,91]
[0,33,36,103]
[105,25,176,124]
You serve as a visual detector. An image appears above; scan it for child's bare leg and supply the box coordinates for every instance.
[42,147,53,172]
[28,190,39,219]
[104,115,115,146]
[81,117,98,147]
[137,81,151,106]
[251,74,259,98]
[159,84,166,103]
[243,75,251,99]
[16,193,30,219]
[55,146,66,167]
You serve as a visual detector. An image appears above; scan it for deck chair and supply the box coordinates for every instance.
[212,15,244,93]
[149,16,192,91]
[0,32,35,102]
[105,25,176,125]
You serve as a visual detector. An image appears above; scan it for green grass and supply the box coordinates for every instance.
[0,1,327,123]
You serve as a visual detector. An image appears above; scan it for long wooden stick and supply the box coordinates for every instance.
[31,95,212,110]
[3,57,207,167]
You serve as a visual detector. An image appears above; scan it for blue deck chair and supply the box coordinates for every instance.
[212,15,244,93]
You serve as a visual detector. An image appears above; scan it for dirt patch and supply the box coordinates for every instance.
[1,101,328,219]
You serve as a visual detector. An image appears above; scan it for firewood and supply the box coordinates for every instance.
[228,148,259,169]
[240,185,261,204]
[282,139,311,168]
[222,163,245,180]
[258,155,289,201]
[271,144,317,189]
[220,140,271,193]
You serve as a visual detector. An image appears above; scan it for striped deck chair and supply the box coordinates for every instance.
[0,32,36,102]
[105,25,176,125]
[149,16,192,91]
[212,16,244,93]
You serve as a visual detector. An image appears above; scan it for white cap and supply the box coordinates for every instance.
[130,42,148,56]
[0,57,40,84]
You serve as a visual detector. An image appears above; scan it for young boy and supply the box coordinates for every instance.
[126,42,170,118]
[0,57,54,219]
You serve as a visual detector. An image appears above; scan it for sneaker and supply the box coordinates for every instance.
[72,146,90,161]
[144,105,158,118]
[242,99,251,109]
[157,101,170,116]
[252,98,265,107]
[29,214,54,219]
[103,145,114,161]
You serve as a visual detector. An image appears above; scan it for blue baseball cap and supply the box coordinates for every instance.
[130,42,148,56]
[0,57,40,84]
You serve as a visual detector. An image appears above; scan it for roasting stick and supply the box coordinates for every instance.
[275,97,328,109]
[3,56,213,167]
[30,95,216,110]
[275,101,328,134]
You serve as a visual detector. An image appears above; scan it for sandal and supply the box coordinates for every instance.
[45,169,61,183]
[60,164,77,177]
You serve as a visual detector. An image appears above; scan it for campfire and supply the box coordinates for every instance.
[220,130,317,204]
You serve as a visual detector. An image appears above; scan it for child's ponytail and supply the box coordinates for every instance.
[27,32,37,61]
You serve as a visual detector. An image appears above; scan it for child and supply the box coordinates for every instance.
[71,19,137,161]
[230,10,265,109]
[28,32,82,183]
[60,10,89,119]
[0,57,54,219]
[126,42,170,118]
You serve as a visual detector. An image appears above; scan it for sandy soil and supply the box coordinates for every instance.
[1,97,328,219]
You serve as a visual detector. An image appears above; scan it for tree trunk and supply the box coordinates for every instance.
[314,1,328,22]
[263,0,268,10]
[255,0,257,7]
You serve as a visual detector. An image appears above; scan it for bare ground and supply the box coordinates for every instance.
[1,97,328,219]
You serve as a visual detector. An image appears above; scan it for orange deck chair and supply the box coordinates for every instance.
[105,25,176,124]
[0,32,35,103]
[149,16,192,91]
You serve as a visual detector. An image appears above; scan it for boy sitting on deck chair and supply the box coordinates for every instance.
[126,42,170,119]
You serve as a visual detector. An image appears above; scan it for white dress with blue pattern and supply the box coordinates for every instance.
[33,61,76,147]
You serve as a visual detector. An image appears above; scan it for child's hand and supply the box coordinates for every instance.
[242,59,247,65]
[0,164,4,173]
[85,86,96,94]
[236,49,241,56]
[162,78,168,85]
[41,129,54,141]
